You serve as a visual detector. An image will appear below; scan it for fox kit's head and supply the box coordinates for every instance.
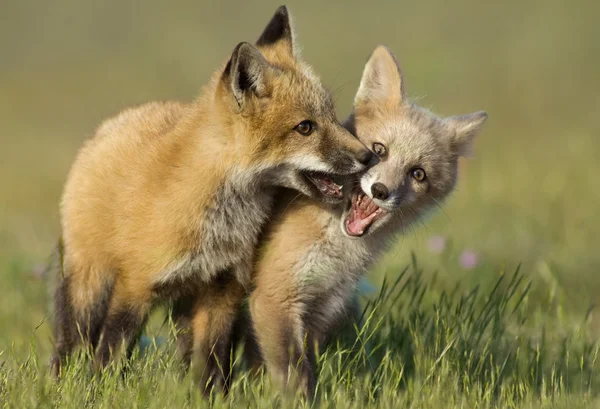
[216,6,371,203]
[342,46,487,237]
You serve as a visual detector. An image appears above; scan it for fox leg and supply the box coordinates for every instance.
[94,276,152,370]
[172,294,260,376]
[50,277,79,377]
[171,294,195,368]
[189,273,245,395]
[233,307,264,375]
[249,287,316,399]
[50,260,113,377]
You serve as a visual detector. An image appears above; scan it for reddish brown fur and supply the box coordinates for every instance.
[51,7,371,391]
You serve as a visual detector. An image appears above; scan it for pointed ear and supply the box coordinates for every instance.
[222,42,272,111]
[256,5,296,58]
[355,45,405,110]
[446,111,488,157]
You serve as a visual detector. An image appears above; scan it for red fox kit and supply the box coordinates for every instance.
[222,46,488,397]
[51,6,372,389]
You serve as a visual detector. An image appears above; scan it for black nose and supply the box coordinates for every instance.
[357,149,373,166]
[371,183,389,200]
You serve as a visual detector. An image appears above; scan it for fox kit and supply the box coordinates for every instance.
[234,46,487,397]
[51,5,372,389]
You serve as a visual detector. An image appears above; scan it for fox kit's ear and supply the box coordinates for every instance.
[256,5,296,58]
[355,45,406,111]
[446,111,488,157]
[223,42,272,111]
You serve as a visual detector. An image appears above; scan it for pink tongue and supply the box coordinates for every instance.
[347,215,374,236]
[346,195,380,236]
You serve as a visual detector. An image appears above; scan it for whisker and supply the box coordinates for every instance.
[331,83,349,99]
[406,205,429,242]
[281,192,304,214]
[387,209,406,261]
[402,207,420,250]
[328,67,347,90]
[426,194,453,228]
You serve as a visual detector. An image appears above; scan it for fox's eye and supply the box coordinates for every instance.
[294,120,314,136]
[410,168,426,181]
[372,142,387,157]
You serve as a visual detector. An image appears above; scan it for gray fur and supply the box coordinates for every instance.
[288,104,486,347]
[272,46,487,360]
[155,167,277,287]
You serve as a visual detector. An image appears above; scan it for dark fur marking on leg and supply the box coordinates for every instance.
[231,305,262,372]
[50,276,77,377]
[87,283,114,350]
[196,270,241,395]
[152,277,200,301]
[50,238,115,378]
[96,308,146,369]
[167,268,236,373]
[172,294,196,367]
[201,333,234,396]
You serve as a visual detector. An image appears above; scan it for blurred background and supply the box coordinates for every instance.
[1,0,598,356]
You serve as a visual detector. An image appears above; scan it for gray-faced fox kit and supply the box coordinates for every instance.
[50,6,371,390]
[175,45,487,397]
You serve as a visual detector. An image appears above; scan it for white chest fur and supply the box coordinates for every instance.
[291,213,402,333]
[294,214,393,297]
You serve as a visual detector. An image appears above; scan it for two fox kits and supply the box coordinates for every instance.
[176,45,487,397]
[51,6,371,390]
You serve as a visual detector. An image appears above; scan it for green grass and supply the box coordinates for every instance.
[2,263,600,408]
[1,0,599,407]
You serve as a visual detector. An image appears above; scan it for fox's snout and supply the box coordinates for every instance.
[344,136,373,173]
[341,145,373,173]
[370,182,389,200]
[356,149,374,167]
[359,171,400,208]
[328,129,373,174]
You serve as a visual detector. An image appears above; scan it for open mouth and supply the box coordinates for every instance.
[303,171,343,200]
[344,189,386,237]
